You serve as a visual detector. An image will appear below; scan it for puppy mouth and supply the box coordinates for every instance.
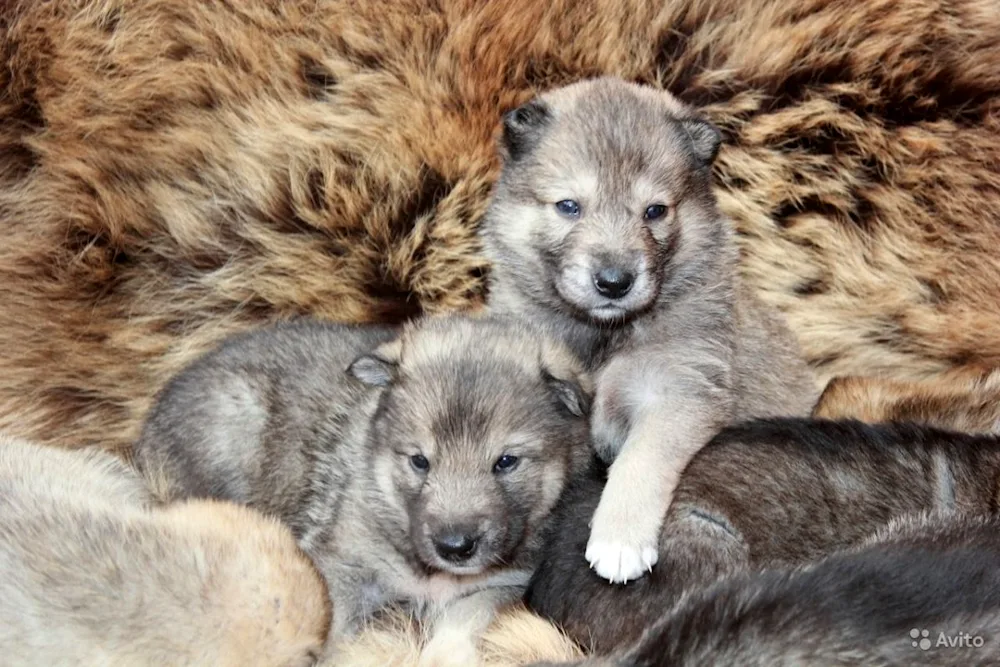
[418,554,493,578]
[414,542,495,578]
[556,291,652,326]
[587,304,631,321]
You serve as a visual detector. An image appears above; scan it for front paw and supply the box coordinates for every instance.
[418,631,480,667]
[585,497,660,584]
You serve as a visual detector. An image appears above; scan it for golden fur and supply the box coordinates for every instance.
[2,0,1000,451]
[333,606,582,667]
[813,366,1000,433]
[0,434,330,667]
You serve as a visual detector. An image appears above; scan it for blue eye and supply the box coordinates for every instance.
[410,454,430,472]
[644,204,668,221]
[493,454,520,473]
[555,200,581,217]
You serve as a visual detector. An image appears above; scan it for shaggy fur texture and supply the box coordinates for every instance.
[2,0,1000,450]
[814,366,1000,433]
[332,606,582,667]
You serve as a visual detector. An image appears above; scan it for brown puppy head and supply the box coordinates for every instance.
[481,76,723,325]
[347,314,593,577]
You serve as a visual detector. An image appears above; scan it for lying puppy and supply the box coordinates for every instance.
[0,434,329,667]
[526,417,1000,653]
[815,365,1000,434]
[133,315,593,667]
[480,75,818,583]
[530,513,1000,667]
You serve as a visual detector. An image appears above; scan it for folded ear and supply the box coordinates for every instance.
[347,338,402,388]
[501,99,552,162]
[539,341,593,419]
[545,372,592,418]
[680,116,722,168]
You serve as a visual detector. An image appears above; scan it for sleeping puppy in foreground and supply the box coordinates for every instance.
[0,434,329,667]
[529,512,1000,667]
[527,417,1000,654]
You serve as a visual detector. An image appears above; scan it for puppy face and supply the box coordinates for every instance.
[348,316,592,577]
[483,77,722,324]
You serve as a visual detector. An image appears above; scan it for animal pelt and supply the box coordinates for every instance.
[3,0,1000,451]
[814,365,1000,434]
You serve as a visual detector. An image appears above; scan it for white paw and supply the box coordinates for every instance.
[585,539,658,584]
[585,495,662,583]
[418,631,480,667]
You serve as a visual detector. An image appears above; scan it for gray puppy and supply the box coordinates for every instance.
[526,417,1000,653]
[133,315,593,667]
[530,513,1000,667]
[480,76,818,583]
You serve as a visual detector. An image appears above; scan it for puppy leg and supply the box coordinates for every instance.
[585,341,732,584]
[418,587,522,667]
[585,406,720,584]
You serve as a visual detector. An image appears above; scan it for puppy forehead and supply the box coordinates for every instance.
[537,114,693,200]
[428,360,543,415]
[399,321,550,377]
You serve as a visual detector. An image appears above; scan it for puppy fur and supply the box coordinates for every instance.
[526,418,1000,653]
[814,366,1000,434]
[480,76,819,582]
[132,315,593,666]
[530,513,1000,667]
[0,434,330,667]
[331,605,583,667]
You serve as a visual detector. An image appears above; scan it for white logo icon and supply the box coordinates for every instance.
[911,628,932,651]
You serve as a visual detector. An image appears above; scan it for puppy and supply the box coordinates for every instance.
[529,513,1000,667]
[0,434,329,667]
[133,315,593,666]
[814,366,1000,434]
[526,418,1000,653]
[479,76,819,583]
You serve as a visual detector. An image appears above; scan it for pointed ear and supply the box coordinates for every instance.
[680,117,722,168]
[501,99,551,162]
[538,341,593,419]
[347,338,402,388]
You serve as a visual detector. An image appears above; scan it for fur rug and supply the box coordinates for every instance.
[2,0,1000,452]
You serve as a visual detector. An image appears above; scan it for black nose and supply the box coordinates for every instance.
[593,267,635,299]
[433,531,480,562]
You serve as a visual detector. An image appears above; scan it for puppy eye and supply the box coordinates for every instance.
[555,200,581,217]
[410,454,430,473]
[643,204,668,221]
[493,454,520,473]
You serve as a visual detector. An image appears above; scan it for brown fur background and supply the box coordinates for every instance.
[2,0,1000,452]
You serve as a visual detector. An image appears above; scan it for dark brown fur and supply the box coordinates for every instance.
[530,514,1000,667]
[526,418,1000,654]
[3,0,1000,451]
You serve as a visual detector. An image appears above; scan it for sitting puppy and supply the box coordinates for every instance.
[133,315,593,666]
[0,434,329,667]
[529,513,1000,667]
[527,417,1000,653]
[479,75,819,583]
